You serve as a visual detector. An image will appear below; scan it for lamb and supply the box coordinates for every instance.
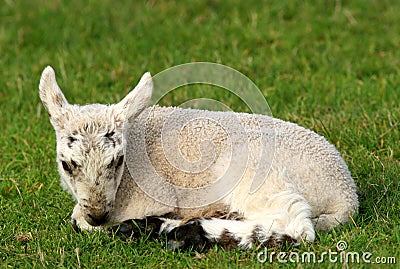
[39,66,358,251]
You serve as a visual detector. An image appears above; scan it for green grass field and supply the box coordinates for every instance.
[1,0,399,268]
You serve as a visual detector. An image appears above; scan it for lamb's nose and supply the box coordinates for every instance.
[87,211,109,226]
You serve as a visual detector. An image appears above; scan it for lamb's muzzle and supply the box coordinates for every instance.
[86,211,109,226]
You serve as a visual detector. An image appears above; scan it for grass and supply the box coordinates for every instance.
[0,0,399,268]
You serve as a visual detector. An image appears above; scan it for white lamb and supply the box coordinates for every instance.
[39,66,358,251]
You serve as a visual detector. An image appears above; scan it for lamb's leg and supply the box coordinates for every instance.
[109,215,183,240]
[262,190,315,244]
[109,191,315,251]
[167,191,315,251]
[166,217,299,251]
[312,204,356,231]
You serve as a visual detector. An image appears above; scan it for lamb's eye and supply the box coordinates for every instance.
[61,161,72,174]
[116,155,124,168]
[61,160,78,174]
[105,131,115,139]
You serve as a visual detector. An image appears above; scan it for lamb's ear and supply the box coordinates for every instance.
[112,72,153,124]
[39,66,70,128]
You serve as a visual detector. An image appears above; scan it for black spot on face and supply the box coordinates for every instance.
[107,155,124,169]
[71,159,78,169]
[116,155,124,168]
[61,160,78,174]
[105,131,115,138]
[61,161,72,174]
[104,131,116,147]
[107,158,115,169]
[67,136,77,148]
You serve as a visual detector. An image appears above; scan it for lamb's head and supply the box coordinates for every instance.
[39,66,152,226]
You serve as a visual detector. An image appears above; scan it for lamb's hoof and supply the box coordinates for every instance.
[166,220,210,252]
[262,233,298,248]
[109,220,143,240]
[71,218,81,233]
[166,240,185,251]
[109,217,163,240]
